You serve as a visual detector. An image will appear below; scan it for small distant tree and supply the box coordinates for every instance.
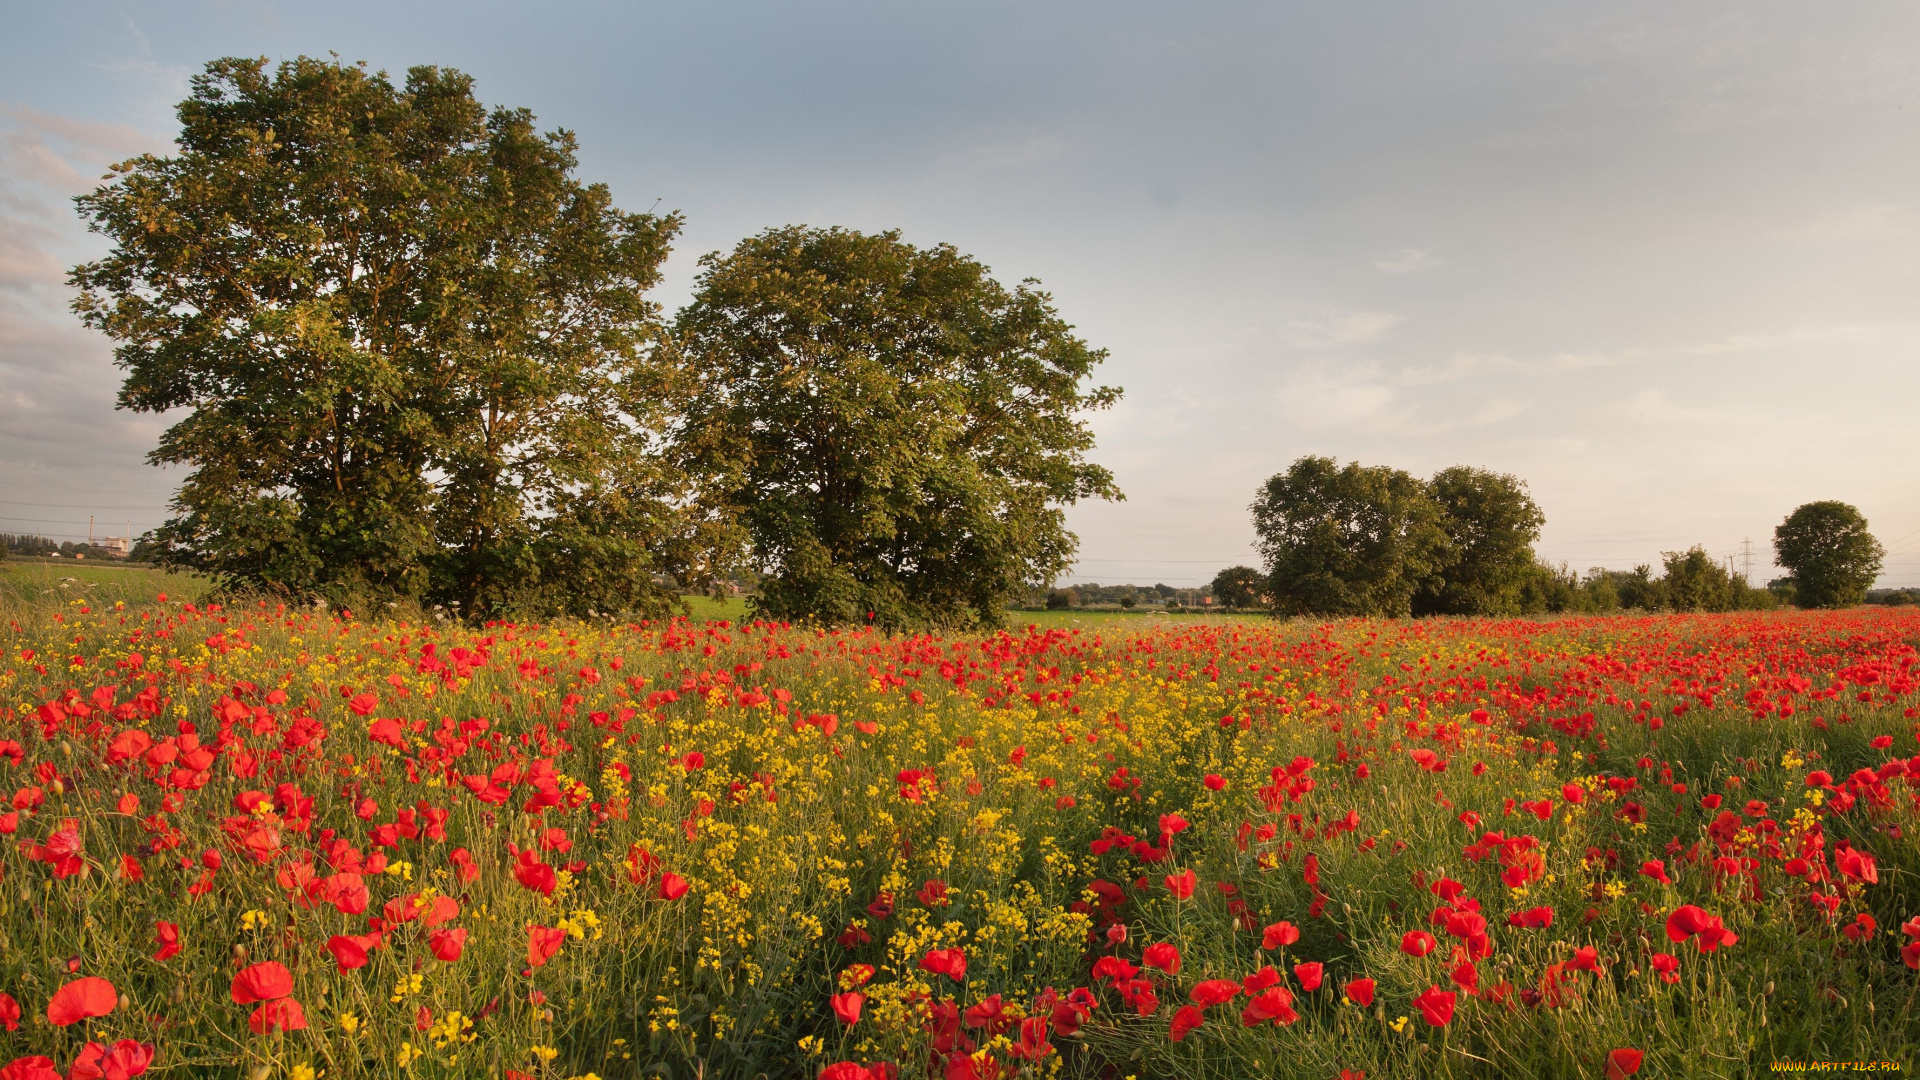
[1616,565,1664,611]
[1045,588,1078,610]
[1210,566,1265,610]
[1253,456,1448,618]
[1661,546,1736,612]
[1515,561,1580,614]
[1774,501,1884,608]
[1416,466,1545,616]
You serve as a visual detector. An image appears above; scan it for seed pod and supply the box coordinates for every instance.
[232,943,248,964]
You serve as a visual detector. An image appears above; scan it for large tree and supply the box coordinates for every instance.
[1774,501,1883,608]
[1252,456,1449,617]
[673,226,1120,628]
[71,57,700,616]
[1414,466,1545,616]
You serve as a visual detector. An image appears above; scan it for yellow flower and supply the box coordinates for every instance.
[531,1045,561,1063]
[290,1068,316,1080]
[338,1012,360,1035]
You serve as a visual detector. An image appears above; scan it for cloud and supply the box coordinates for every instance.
[1283,311,1404,349]
[1773,205,1916,244]
[1373,248,1435,274]
[0,103,177,520]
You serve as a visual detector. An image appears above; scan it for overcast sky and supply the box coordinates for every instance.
[4,2,1918,586]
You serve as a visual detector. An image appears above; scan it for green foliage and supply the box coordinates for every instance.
[1415,466,1545,616]
[1209,566,1265,610]
[1662,546,1739,612]
[1045,588,1077,610]
[672,226,1120,629]
[71,56,703,620]
[1252,456,1448,617]
[1774,501,1884,609]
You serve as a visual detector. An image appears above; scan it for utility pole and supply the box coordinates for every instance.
[88,515,94,546]
[1740,537,1755,583]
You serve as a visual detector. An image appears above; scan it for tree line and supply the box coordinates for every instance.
[71,57,1118,628]
[1212,457,1887,616]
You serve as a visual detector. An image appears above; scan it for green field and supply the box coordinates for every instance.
[0,558,213,609]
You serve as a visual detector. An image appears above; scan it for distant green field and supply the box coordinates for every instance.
[0,558,213,609]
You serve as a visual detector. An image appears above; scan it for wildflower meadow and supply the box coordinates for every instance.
[2,594,1918,1079]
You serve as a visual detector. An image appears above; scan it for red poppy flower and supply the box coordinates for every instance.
[1293,961,1324,992]
[1606,1048,1644,1079]
[1649,953,1680,983]
[0,1056,59,1080]
[1412,986,1456,1027]
[1450,961,1479,995]
[1240,986,1297,1026]
[1262,921,1300,949]
[47,977,117,1027]
[1344,977,1375,1007]
[230,962,293,1004]
[1400,930,1437,957]
[1190,980,1240,1008]
[831,992,864,1025]
[326,935,369,973]
[1665,905,1738,952]
[247,998,307,1034]
[1164,868,1197,900]
[1168,1003,1204,1041]
[918,948,967,981]
[1142,942,1182,975]
[97,1039,154,1079]
[152,922,180,962]
[527,925,566,968]
[659,872,690,900]
[429,927,467,963]
[0,992,17,1031]
[1640,860,1672,885]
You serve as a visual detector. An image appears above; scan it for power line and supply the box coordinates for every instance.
[0,500,168,511]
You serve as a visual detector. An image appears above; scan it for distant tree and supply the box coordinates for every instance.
[1774,501,1884,608]
[1616,565,1664,611]
[1252,456,1448,618]
[1416,466,1545,616]
[1580,567,1621,612]
[673,226,1121,628]
[1662,546,1736,612]
[1210,566,1265,610]
[1045,588,1078,610]
[1153,583,1177,600]
[71,56,702,618]
[1515,561,1580,614]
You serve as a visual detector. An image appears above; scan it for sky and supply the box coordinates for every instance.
[3,1,1918,587]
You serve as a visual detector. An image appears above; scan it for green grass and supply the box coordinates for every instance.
[0,558,212,609]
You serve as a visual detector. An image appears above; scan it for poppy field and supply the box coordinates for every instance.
[1,597,1918,1079]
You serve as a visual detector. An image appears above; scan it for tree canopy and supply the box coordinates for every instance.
[1774,501,1883,609]
[1414,466,1544,616]
[672,226,1120,628]
[1252,456,1448,617]
[1209,566,1265,610]
[71,56,708,618]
